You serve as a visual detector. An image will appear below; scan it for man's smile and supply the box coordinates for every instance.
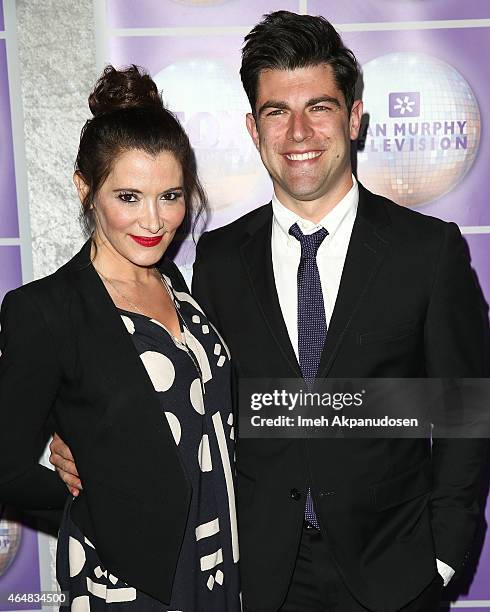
[283,150,323,162]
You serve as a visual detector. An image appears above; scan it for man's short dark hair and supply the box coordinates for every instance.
[240,11,359,117]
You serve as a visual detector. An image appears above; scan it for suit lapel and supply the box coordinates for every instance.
[240,206,302,378]
[317,185,392,378]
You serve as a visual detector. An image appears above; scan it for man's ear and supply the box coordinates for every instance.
[349,99,363,140]
[246,112,260,151]
[73,172,90,206]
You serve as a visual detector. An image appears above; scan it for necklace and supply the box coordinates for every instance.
[157,274,204,387]
[97,267,204,392]
[97,269,146,315]
[96,267,188,345]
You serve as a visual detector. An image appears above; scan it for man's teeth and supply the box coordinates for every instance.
[286,151,322,161]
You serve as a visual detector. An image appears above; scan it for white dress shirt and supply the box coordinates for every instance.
[270,175,454,586]
[271,177,358,359]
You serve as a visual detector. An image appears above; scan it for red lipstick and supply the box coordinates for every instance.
[129,235,163,247]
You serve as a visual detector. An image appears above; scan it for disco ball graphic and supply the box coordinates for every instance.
[357,53,480,207]
[0,518,22,576]
[154,59,263,211]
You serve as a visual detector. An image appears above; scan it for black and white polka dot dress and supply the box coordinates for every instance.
[57,274,241,611]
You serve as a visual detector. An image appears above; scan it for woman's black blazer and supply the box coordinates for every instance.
[0,239,192,603]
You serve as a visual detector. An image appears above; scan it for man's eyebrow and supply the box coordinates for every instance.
[307,96,342,109]
[257,100,289,116]
[257,95,342,117]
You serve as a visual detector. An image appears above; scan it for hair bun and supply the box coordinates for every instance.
[88,64,162,117]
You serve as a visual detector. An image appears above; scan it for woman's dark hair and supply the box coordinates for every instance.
[240,11,359,117]
[76,64,206,241]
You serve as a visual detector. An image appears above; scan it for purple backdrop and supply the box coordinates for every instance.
[106,0,298,28]
[339,26,490,227]
[0,247,22,303]
[309,0,490,23]
[0,40,19,238]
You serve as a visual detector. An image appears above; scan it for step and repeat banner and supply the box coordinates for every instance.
[1,0,490,609]
[0,1,43,611]
[0,3,21,301]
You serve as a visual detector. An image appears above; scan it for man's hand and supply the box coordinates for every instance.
[49,433,82,497]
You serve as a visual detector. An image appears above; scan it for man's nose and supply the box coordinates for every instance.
[287,112,314,143]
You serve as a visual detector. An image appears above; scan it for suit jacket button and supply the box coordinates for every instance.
[290,488,301,501]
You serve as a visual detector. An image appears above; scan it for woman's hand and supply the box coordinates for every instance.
[49,433,83,497]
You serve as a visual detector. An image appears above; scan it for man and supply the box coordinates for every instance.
[52,11,488,612]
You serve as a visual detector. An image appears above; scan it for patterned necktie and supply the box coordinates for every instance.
[289,222,328,530]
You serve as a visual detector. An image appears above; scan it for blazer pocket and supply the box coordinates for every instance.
[371,458,432,511]
[358,321,419,346]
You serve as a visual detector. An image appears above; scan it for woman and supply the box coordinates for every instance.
[0,65,240,611]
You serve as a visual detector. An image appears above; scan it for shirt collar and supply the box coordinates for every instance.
[272,175,359,241]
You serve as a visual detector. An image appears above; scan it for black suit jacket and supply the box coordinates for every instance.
[192,184,490,612]
[0,240,191,603]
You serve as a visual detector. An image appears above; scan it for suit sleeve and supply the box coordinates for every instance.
[192,232,221,329]
[0,288,68,509]
[424,222,490,572]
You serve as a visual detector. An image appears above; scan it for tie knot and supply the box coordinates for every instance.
[289,222,328,258]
